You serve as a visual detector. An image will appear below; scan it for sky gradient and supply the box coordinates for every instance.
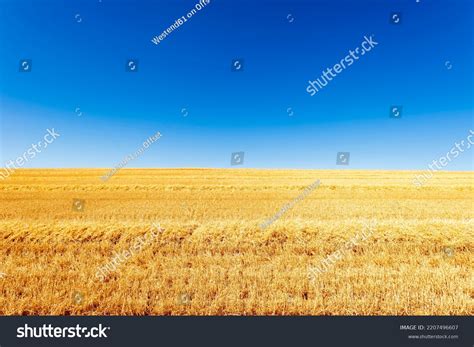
[0,0,473,170]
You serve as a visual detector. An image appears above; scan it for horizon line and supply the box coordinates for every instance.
[3,167,473,173]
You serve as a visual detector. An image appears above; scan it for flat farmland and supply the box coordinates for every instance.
[0,169,472,315]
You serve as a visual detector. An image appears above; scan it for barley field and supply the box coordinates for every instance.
[0,169,472,315]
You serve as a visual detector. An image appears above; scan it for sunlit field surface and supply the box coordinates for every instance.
[0,169,472,315]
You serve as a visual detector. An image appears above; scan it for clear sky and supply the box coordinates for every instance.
[0,0,472,170]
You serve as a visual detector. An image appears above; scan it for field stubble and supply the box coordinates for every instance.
[0,169,472,315]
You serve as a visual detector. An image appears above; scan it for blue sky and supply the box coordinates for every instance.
[0,0,472,170]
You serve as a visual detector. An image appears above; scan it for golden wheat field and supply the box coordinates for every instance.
[0,169,472,315]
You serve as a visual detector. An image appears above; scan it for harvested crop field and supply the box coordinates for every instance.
[0,169,472,315]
